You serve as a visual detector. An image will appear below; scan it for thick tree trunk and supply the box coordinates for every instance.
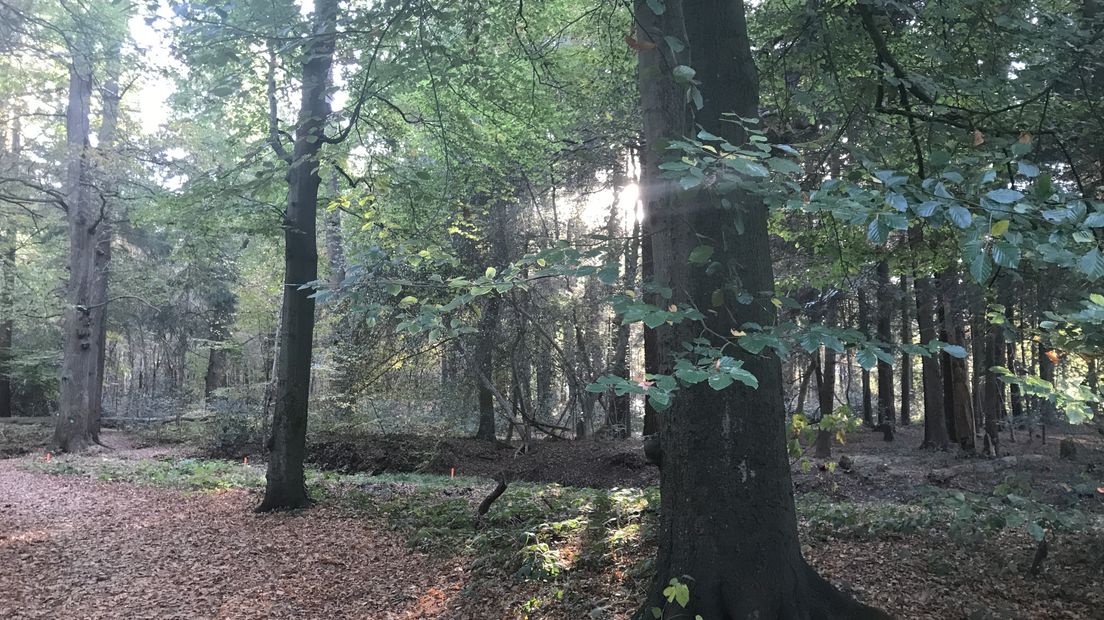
[899,276,912,425]
[912,261,949,449]
[937,278,974,450]
[55,50,103,453]
[875,260,895,425]
[259,0,337,512]
[633,2,883,617]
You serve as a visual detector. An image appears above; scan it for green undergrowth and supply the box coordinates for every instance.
[25,454,1102,576]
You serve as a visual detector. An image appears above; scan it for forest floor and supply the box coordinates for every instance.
[2,420,1104,619]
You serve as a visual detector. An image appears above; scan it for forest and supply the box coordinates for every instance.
[1,0,1103,618]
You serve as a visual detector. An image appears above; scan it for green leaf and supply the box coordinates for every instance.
[867,217,889,245]
[485,266,497,278]
[398,295,418,307]
[947,205,972,228]
[970,252,993,283]
[688,245,714,264]
[1085,212,1104,228]
[679,174,702,191]
[991,241,1020,268]
[708,373,733,390]
[1016,161,1040,178]
[856,349,877,370]
[1026,521,1045,542]
[986,188,1024,204]
[646,0,666,15]
[672,65,696,83]
[664,35,684,52]
[943,344,968,359]
[1080,248,1104,281]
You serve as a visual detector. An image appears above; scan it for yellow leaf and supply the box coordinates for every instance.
[990,220,1010,237]
[668,304,678,312]
[771,297,783,308]
[730,328,746,337]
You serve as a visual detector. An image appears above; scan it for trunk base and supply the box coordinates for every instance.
[636,560,891,620]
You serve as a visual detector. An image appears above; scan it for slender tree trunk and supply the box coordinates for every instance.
[641,197,660,436]
[323,174,354,415]
[633,2,883,617]
[473,295,501,440]
[0,115,18,419]
[0,231,12,418]
[259,0,337,511]
[938,276,975,450]
[814,294,839,459]
[875,260,895,425]
[858,289,874,426]
[899,276,912,425]
[610,216,640,437]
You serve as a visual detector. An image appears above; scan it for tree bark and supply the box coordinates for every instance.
[55,45,103,452]
[641,203,660,436]
[473,295,502,440]
[912,256,949,449]
[875,260,895,425]
[633,2,884,617]
[899,276,912,425]
[814,294,839,459]
[858,289,874,426]
[259,0,337,512]
[0,230,12,418]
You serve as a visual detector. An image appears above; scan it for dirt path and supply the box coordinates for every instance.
[0,452,467,620]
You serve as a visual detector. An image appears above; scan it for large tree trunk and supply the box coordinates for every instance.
[259,0,337,512]
[899,276,912,425]
[938,276,974,450]
[875,260,895,425]
[912,258,949,449]
[633,2,883,617]
[55,48,103,452]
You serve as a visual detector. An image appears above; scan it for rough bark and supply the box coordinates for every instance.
[259,0,337,512]
[640,203,660,436]
[55,47,102,453]
[473,295,502,441]
[938,277,974,451]
[875,260,895,425]
[912,260,949,449]
[814,294,839,459]
[633,2,884,618]
[858,289,874,427]
[899,276,912,425]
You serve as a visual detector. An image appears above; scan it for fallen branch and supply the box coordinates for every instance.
[477,478,509,518]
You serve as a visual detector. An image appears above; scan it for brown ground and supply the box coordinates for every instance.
[2,424,1103,619]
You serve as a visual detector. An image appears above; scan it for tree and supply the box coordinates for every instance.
[633,0,885,617]
[258,0,338,511]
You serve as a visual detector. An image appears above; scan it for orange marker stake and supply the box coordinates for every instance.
[450,467,455,479]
